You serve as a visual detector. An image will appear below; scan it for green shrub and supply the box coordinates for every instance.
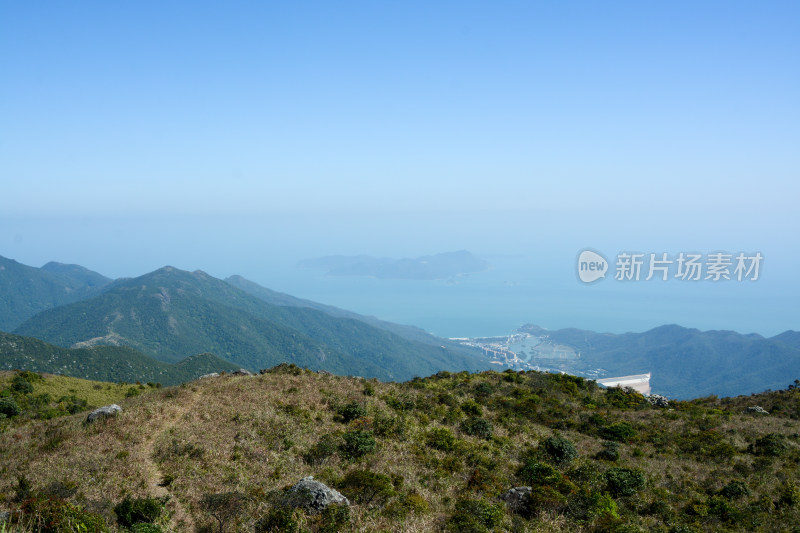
[318,503,350,533]
[337,470,395,506]
[600,421,637,442]
[113,496,167,527]
[719,480,750,500]
[57,394,88,414]
[337,402,367,423]
[749,433,788,457]
[200,491,249,532]
[0,397,21,418]
[18,496,110,533]
[10,374,34,395]
[517,459,561,486]
[384,394,415,412]
[303,433,339,465]
[340,430,376,459]
[13,476,32,503]
[426,427,457,452]
[461,400,483,417]
[588,491,619,520]
[460,417,493,440]
[446,498,503,532]
[527,485,569,515]
[254,506,299,533]
[540,434,578,467]
[779,480,800,508]
[474,382,494,397]
[384,490,430,518]
[604,467,646,497]
[596,441,620,461]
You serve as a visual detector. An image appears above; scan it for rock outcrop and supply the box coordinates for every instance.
[285,476,350,513]
[499,486,532,513]
[86,404,122,423]
[645,394,670,408]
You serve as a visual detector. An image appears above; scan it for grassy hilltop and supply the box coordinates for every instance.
[0,368,799,532]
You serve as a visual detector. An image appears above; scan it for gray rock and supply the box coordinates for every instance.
[0,511,10,523]
[500,486,532,513]
[198,372,220,379]
[747,406,769,415]
[645,394,670,408]
[231,369,253,376]
[286,476,350,513]
[86,404,122,423]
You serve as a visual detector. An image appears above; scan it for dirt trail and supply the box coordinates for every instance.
[136,390,200,531]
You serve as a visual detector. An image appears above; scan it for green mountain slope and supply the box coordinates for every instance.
[0,255,111,331]
[0,331,239,385]
[225,274,481,347]
[520,323,800,399]
[14,266,491,380]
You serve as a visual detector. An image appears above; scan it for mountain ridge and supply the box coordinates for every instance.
[519,323,800,398]
[14,265,492,381]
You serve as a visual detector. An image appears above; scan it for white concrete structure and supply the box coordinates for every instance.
[596,373,651,395]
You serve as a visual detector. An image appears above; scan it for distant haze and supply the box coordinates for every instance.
[1,2,797,338]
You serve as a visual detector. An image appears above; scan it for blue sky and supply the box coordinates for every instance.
[1,1,798,335]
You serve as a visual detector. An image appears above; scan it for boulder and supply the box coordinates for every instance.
[746,406,769,415]
[231,369,253,376]
[86,404,122,423]
[286,476,350,513]
[198,372,220,379]
[645,394,670,408]
[0,510,10,523]
[499,486,532,513]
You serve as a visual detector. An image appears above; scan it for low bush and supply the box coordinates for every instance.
[18,496,110,533]
[460,417,493,440]
[604,467,646,497]
[0,397,21,418]
[10,374,34,395]
[446,498,503,533]
[337,402,367,423]
[303,433,339,465]
[339,430,376,460]
[317,503,350,533]
[254,506,299,533]
[540,434,578,467]
[200,491,249,533]
[426,427,457,452]
[337,470,394,506]
[719,480,750,500]
[460,400,482,417]
[749,433,788,457]
[596,440,620,461]
[600,421,637,442]
[113,496,168,528]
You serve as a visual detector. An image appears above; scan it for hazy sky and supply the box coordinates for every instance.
[1,2,798,335]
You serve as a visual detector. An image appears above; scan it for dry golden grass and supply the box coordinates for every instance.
[1,368,799,532]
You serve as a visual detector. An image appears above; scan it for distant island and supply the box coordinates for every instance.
[298,250,491,280]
